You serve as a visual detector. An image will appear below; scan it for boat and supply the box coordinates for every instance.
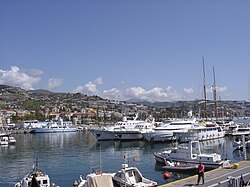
[31,118,77,133]
[14,159,58,187]
[113,116,156,140]
[90,114,152,141]
[0,133,16,145]
[154,141,230,169]
[143,113,197,142]
[162,160,198,172]
[77,172,115,187]
[175,124,225,142]
[232,135,250,150]
[112,163,157,187]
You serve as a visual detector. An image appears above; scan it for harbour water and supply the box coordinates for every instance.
[0,131,248,187]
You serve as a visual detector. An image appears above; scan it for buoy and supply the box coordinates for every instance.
[73,179,78,187]
[163,172,171,181]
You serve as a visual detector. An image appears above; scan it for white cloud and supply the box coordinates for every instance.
[103,88,124,101]
[216,86,227,93]
[184,88,194,94]
[73,77,103,94]
[94,77,103,85]
[47,78,63,89]
[0,66,41,90]
[125,86,182,102]
[84,81,97,93]
[22,68,43,76]
[73,85,84,93]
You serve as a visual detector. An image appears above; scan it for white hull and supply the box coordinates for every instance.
[175,127,225,142]
[143,131,174,142]
[90,129,118,140]
[31,127,77,133]
[115,131,143,140]
[154,141,230,170]
[154,152,228,169]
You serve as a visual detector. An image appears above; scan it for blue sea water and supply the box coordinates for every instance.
[0,131,248,187]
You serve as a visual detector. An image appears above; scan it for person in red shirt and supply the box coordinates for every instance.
[197,161,205,185]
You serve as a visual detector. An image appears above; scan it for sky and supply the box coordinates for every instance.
[1,0,250,102]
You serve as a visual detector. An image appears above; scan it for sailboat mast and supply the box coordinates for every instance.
[202,57,207,121]
[213,66,218,120]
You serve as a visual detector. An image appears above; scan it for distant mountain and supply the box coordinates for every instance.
[128,99,174,108]
[30,89,54,95]
[0,85,12,90]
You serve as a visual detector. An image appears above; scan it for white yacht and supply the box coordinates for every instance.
[143,118,197,142]
[31,118,77,133]
[90,114,147,141]
[14,159,58,187]
[154,141,230,169]
[114,116,156,140]
[175,124,225,142]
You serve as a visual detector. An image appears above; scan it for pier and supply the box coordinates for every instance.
[160,160,250,187]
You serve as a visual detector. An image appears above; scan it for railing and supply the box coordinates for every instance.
[208,172,250,187]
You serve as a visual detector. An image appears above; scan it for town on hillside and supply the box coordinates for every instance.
[0,84,250,128]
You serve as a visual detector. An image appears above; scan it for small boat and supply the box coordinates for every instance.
[232,136,250,150]
[14,159,58,187]
[0,134,16,145]
[77,172,115,187]
[162,160,198,172]
[112,163,157,187]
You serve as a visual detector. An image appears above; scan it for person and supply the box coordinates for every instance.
[196,161,205,185]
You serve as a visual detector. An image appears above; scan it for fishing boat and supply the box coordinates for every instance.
[112,163,157,187]
[14,159,58,187]
[154,141,230,169]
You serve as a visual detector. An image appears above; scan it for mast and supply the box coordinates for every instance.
[213,66,218,120]
[202,57,207,121]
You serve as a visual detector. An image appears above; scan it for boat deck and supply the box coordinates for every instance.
[159,160,250,187]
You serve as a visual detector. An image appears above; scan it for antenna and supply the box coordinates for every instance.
[213,66,218,119]
[202,57,207,121]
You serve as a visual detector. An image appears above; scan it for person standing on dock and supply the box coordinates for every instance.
[197,161,205,185]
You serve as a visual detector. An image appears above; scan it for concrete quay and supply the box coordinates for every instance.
[159,160,250,187]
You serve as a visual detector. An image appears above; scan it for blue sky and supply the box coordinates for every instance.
[1,0,250,102]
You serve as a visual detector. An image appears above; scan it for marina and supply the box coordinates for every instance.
[0,130,249,187]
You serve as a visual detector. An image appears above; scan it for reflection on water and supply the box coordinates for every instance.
[0,131,247,187]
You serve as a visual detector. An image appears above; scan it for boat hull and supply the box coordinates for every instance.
[154,152,229,169]
[143,131,174,142]
[31,128,77,133]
